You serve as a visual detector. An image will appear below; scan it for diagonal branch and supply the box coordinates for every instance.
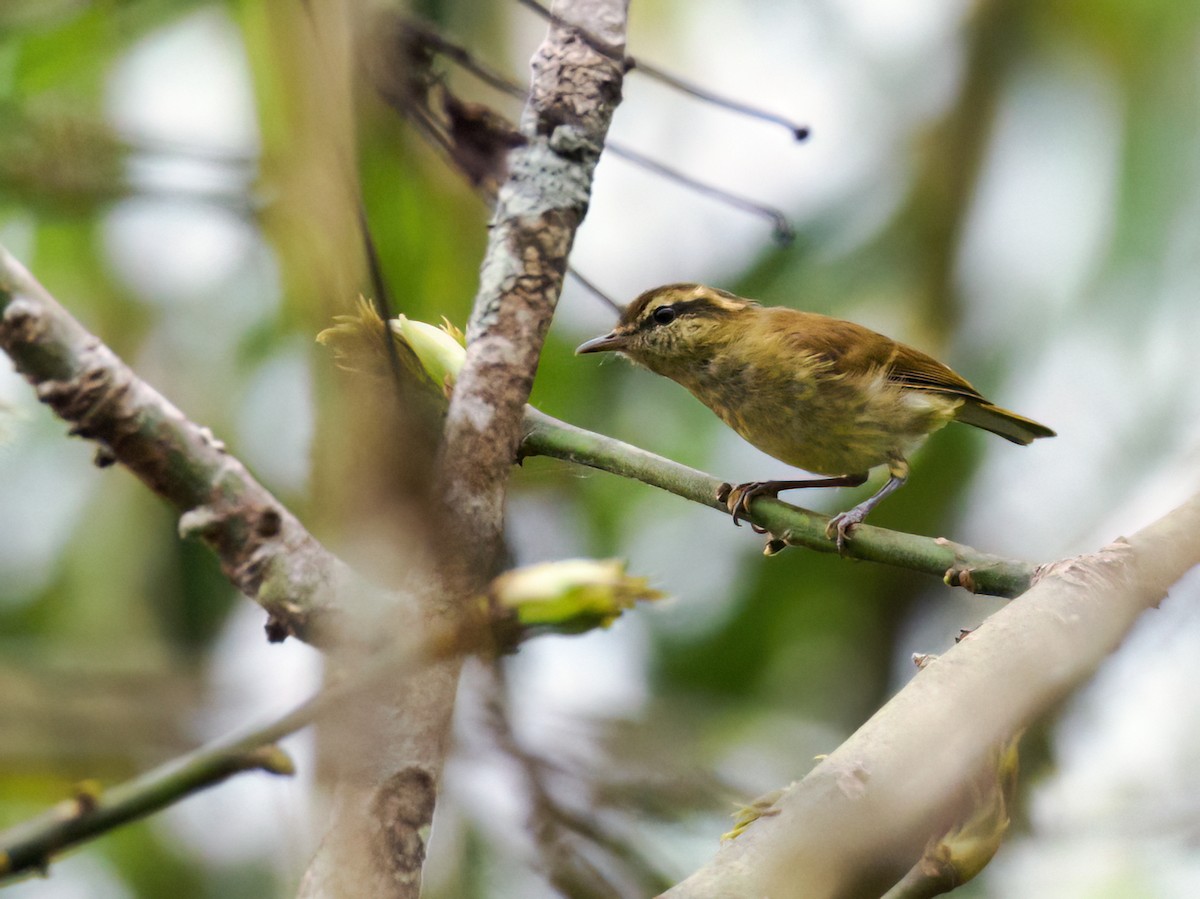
[519,408,1037,597]
[0,242,410,648]
[0,623,471,883]
[0,555,658,883]
[665,489,1200,898]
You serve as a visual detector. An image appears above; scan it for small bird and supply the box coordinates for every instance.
[576,283,1054,548]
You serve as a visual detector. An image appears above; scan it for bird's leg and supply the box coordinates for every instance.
[717,473,870,532]
[826,457,909,551]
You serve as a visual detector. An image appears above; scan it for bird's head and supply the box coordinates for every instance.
[575,283,757,377]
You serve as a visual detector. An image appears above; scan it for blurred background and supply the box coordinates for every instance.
[1,0,1199,896]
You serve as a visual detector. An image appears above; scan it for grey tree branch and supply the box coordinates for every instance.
[664,489,1200,898]
[0,242,412,649]
[303,4,631,896]
[438,0,629,578]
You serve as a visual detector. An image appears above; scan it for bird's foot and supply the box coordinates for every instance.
[716,482,773,533]
[825,507,867,554]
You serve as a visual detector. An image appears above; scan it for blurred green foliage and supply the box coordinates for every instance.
[1,0,1198,897]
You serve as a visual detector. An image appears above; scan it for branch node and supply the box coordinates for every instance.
[263,614,293,644]
[0,297,44,342]
[256,507,283,538]
[944,567,978,593]
[35,358,134,443]
[197,425,227,453]
[178,505,225,542]
[372,767,437,887]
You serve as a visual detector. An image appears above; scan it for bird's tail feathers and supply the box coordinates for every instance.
[956,401,1055,445]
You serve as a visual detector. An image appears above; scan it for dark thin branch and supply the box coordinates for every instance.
[513,0,810,140]
[567,268,623,312]
[395,15,795,245]
[625,57,811,141]
[604,142,795,245]
[403,19,527,101]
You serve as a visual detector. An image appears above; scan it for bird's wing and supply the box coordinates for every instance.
[882,342,988,402]
[780,311,988,400]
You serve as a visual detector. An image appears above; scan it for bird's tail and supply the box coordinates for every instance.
[956,400,1056,445]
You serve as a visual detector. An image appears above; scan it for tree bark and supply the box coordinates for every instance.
[664,490,1200,898]
[300,3,630,896]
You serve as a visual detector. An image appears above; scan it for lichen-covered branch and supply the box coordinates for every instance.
[0,242,408,647]
[664,489,1200,899]
[301,6,630,896]
[437,0,629,578]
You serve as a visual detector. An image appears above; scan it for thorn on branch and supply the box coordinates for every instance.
[241,744,296,777]
[763,536,788,556]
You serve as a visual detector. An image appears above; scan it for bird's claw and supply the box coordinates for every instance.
[719,482,773,531]
[825,510,863,554]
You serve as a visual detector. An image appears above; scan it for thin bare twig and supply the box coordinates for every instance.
[397,16,796,245]
[480,665,674,896]
[513,0,811,140]
[604,142,795,245]
[567,268,623,312]
[0,616,483,882]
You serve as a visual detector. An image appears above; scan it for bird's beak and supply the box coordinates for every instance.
[575,332,627,355]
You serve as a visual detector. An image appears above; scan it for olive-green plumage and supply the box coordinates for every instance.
[577,283,1054,545]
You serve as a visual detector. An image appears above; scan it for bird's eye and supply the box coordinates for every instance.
[652,305,677,325]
